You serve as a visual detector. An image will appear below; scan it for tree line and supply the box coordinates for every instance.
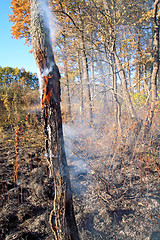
[0,66,39,126]
[9,0,160,131]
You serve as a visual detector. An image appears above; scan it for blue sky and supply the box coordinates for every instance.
[0,0,37,73]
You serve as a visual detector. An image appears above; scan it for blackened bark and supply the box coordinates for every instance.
[30,0,79,239]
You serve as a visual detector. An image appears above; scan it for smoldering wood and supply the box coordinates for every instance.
[30,0,79,239]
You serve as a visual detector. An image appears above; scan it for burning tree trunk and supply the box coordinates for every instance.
[30,0,79,239]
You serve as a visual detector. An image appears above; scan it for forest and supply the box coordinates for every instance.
[0,0,160,239]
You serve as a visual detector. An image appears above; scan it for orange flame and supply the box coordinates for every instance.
[41,75,53,107]
[41,75,53,118]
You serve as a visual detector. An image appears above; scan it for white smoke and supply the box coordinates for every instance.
[37,68,43,98]
[63,124,90,177]
[35,0,61,97]
[39,0,61,48]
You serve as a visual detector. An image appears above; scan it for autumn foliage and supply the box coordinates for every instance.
[9,0,31,44]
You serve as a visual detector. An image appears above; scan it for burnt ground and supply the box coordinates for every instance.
[0,125,160,240]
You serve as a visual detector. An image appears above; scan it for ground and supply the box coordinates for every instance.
[0,120,160,240]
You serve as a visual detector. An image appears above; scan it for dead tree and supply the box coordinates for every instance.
[30,0,79,239]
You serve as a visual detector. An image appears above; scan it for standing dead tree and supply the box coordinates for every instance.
[30,0,79,239]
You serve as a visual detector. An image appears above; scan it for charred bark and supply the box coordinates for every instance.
[30,0,79,239]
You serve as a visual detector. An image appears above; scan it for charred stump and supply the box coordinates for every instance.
[30,0,79,239]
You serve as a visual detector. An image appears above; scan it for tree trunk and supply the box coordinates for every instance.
[137,27,141,93]
[63,35,72,122]
[97,60,108,113]
[90,38,95,110]
[81,34,93,124]
[90,55,95,109]
[77,50,84,118]
[30,1,79,239]
[145,0,160,129]
[137,64,141,93]
[126,52,132,93]
[110,54,122,134]
[143,64,149,96]
[114,50,138,123]
[65,60,72,122]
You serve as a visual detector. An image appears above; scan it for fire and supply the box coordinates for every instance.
[41,75,53,118]
[41,76,52,107]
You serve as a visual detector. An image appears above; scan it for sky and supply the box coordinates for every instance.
[0,0,37,73]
